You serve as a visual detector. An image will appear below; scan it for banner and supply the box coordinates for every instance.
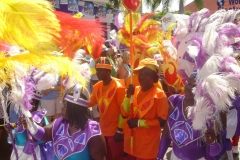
[96,5,107,18]
[83,2,94,16]
[49,0,60,9]
[68,0,79,12]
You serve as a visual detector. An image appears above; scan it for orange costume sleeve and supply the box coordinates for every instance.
[116,87,126,128]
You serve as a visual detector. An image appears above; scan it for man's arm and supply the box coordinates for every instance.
[88,135,107,160]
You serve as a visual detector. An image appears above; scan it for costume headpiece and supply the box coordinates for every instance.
[179,9,240,132]
[95,57,112,70]
[64,84,89,107]
[32,90,42,101]
[133,58,159,73]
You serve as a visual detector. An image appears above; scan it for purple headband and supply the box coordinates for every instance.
[64,95,88,107]
[32,91,42,100]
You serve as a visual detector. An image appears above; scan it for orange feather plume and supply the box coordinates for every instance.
[54,11,105,59]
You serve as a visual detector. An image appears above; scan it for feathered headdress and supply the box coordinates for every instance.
[54,11,105,59]
[184,9,240,131]
[118,13,165,68]
[0,0,60,52]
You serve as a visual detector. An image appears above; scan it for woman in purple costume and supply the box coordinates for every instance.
[21,85,107,160]
[157,73,222,160]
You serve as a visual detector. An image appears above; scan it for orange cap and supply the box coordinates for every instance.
[95,57,112,70]
[133,58,159,73]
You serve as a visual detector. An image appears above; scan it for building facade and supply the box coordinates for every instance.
[185,0,240,12]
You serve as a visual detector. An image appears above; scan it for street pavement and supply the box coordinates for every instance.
[163,146,240,160]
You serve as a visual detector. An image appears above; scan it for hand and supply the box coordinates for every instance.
[126,84,135,98]
[20,115,33,129]
[43,88,52,96]
[5,123,16,133]
[127,118,138,129]
[20,115,28,129]
[205,129,216,144]
[113,129,123,143]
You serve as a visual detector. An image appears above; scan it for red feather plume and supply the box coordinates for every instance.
[137,13,155,28]
[54,11,105,59]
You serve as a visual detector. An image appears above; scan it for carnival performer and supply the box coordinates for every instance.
[10,93,54,160]
[20,85,107,160]
[157,72,222,160]
[220,94,240,160]
[121,58,169,160]
[88,57,126,160]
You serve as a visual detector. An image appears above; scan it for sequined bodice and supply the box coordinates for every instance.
[52,117,101,160]
[168,95,206,160]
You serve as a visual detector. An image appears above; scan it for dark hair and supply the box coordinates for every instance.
[66,94,91,130]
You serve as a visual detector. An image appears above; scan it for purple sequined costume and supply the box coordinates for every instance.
[52,117,101,160]
[168,95,206,160]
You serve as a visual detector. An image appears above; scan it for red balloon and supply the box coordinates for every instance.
[122,0,140,12]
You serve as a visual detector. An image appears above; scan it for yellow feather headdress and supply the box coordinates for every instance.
[0,0,60,52]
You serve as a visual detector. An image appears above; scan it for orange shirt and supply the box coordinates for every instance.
[125,74,139,88]
[125,74,162,90]
[89,78,125,136]
[121,86,169,159]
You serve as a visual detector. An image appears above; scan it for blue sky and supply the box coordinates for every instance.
[142,0,194,12]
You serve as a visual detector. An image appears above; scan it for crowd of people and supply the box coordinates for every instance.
[0,1,240,160]
[0,41,237,160]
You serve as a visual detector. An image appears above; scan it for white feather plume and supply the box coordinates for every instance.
[226,74,240,91]
[36,73,58,90]
[198,55,222,80]
[173,15,189,40]
[203,74,235,111]
[187,45,199,59]
[190,97,214,130]
[163,40,178,60]
[191,8,210,32]
[202,23,218,56]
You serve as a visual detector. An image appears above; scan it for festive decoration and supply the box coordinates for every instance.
[118,13,164,68]
[0,0,60,52]
[54,11,105,59]
[167,9,240,132]
[122,0,141,12]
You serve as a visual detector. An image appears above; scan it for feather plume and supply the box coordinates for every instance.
[192,9,210,32]
[173,14,189,40]
[54,11,105,59]
[202,23,218,56]
[36,73,58,91]
[0,0,60,52]
[163,40,177,60]
[187,46,199,59]
[137,13,155,32]
[23,77,35,111]
[202,74,235,111]
[190,97,215,130]
[124,13,141,33]
[166,23,176,40]
[198,55,222,80]
[0,51,87,88]
[188,12,198,32]
[220,57,240,73]
[191,36,209,69]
